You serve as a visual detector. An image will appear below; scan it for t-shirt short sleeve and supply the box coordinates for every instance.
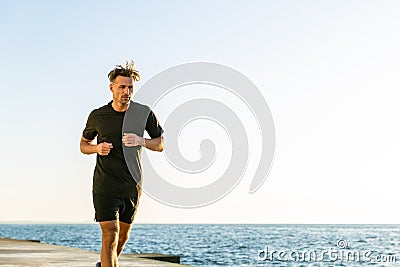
[82,110,98,140]
[145,109,164,138]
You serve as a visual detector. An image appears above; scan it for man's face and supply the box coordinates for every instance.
[110,76,134,106]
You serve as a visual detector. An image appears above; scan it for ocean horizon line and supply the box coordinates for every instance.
[0,221,398,226]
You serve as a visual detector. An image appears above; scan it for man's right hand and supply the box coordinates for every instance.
[96,142,113,156]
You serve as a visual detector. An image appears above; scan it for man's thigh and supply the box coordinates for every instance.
[119,221,133,238]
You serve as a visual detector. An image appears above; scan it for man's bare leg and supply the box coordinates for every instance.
[100,220,120,267]
[117,221,133,256]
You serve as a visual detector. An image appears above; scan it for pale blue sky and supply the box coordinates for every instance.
[1,1,400,223]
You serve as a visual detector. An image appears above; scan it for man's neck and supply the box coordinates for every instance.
[111,101,130,112]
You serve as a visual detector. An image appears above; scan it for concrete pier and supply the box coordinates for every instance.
[0,238,193,267]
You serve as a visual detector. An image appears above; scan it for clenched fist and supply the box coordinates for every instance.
[96,142,113,156]
[122,133,145,147]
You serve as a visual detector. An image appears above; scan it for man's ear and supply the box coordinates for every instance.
[109,83,113,92]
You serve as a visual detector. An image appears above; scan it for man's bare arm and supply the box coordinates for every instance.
[144,135,164,152]
[80,136,113,156]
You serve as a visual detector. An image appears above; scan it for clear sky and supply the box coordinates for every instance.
[1,0,400,224]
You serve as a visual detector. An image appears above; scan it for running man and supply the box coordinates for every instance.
[80,61,164,267]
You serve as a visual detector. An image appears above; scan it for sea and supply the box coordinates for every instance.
[0,224,399,267]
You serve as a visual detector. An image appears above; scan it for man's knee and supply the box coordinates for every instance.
[118,232,129,245]
[117,222,132,246]
[100,221,120,245]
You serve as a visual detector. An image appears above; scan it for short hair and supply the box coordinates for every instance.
[108,60,140,83]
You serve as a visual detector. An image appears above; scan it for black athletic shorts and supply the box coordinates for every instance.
[93,193,140,224]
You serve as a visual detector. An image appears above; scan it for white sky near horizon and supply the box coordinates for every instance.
[1,1,400,224]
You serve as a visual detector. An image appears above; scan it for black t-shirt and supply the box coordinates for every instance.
[83,101,164,197]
